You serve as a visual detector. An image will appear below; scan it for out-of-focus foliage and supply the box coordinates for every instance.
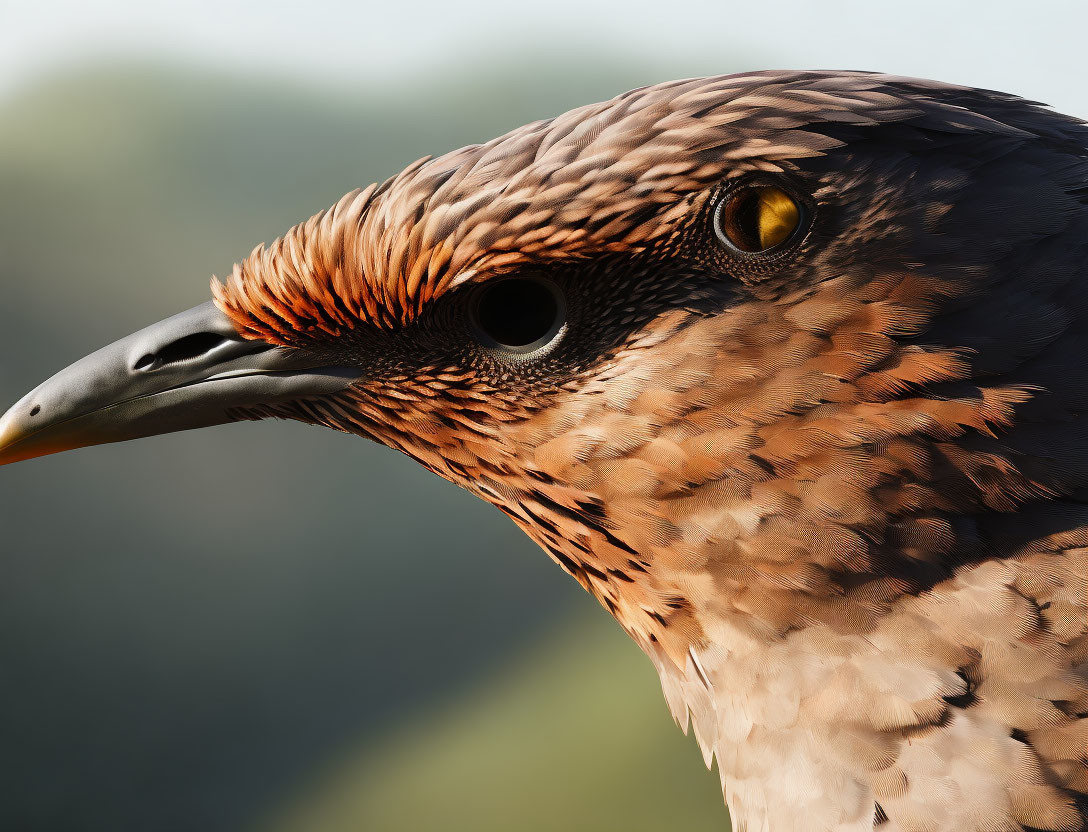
[268,611,726,832]
[0,59,742,831]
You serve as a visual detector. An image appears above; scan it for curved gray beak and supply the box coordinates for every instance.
[0,302,361,465]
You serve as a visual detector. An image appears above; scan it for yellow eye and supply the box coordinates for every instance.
[716,185,802,253]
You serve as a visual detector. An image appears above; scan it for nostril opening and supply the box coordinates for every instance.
[158,332,232,363]
[133,353,159,372]
[29,405,40,417]
[133,332,233,372]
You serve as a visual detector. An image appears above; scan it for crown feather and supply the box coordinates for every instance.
[211,70,1030,344]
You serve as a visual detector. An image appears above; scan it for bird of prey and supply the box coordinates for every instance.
[1,70,1087,832]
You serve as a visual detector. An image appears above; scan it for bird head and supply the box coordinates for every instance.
[4,71,1087,658]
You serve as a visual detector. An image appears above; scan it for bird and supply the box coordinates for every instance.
[1,70,1087,832]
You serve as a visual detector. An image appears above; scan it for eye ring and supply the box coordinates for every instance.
[713,182,808,255]
[470,275,567,356]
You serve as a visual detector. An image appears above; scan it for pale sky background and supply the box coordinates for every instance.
[3,0,1088,116]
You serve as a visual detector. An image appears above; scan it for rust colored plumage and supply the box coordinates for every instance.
[208,71,1088,832]
[19,71,1088,831]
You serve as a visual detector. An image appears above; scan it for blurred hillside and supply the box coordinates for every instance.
[269,612,725,832]
[0,61,738,830]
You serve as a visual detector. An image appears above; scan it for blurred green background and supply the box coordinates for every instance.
[1,2,1084,830]
[0,58,734,832]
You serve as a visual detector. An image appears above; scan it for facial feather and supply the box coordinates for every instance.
[209,70,1088,831]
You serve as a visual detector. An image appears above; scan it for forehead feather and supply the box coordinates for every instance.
[212,70,1021,343]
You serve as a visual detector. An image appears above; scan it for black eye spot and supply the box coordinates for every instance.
[472,276,566,353]
[715,185,802,253]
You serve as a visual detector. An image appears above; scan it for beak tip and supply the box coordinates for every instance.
[0,415,22,466]
[0,398,36,466]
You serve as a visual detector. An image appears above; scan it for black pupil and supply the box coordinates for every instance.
[476,278,560,348]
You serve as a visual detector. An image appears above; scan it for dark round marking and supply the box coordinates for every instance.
[472,276,565,352]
